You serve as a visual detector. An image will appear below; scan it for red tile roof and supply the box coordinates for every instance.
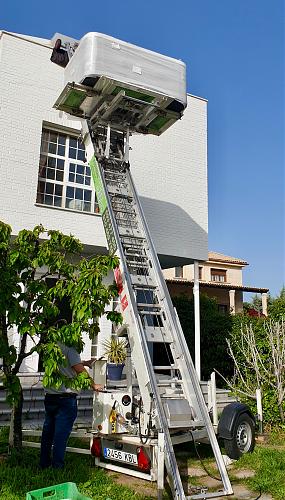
[208,251,248,266]
[165,278,268,293]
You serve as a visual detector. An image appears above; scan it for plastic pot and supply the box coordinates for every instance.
[107,363,125,380]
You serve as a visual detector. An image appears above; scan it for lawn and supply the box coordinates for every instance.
[0,428,154,500]
[231,445,285,500]
[175,437,285,500]
[1,427,285,500]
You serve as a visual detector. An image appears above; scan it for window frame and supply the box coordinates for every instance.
[218,304,228,314]
[174,266,184,278]
[36,126,99,214]
[210,268,227,283]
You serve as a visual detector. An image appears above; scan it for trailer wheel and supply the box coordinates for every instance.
[224,413,255,459]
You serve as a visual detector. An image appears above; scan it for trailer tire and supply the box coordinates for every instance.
[224,413,255,459]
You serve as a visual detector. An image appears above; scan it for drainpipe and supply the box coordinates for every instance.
[193,261,201,380]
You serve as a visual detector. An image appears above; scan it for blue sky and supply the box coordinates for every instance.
[2,0,284,296]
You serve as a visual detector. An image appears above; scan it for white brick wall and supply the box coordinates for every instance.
[0,32,208,372]
[0,32,106,249]
[131,94,208,265]
[0,32,208,263]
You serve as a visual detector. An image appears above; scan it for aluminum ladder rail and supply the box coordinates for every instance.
[84,123,233,500]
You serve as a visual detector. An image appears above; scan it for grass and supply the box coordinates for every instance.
[176,436,285,500]
[1,427,285,500]
[231,445,285,500]
[0,428,153,500]
[266,428,285,446]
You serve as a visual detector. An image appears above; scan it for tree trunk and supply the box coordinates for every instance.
[9,383,23,450]
[278,402,285,423]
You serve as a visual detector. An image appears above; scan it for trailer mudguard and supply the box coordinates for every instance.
[217,402,255,440]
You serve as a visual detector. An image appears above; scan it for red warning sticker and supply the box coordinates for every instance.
[121,294,128,311]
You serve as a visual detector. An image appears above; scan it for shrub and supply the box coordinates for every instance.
[225,316,285,425]
[268,287,285,321]
[173,294,233,381]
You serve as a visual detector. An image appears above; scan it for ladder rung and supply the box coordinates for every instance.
[124,250,146,255]
[126,256,148,262]
[118,226,138,232]
[124,247,146,254]
[137,303,161,308]
[157,380,182,386]
[119,228,142,237]
[127,262,149,269]
[186,491,228,499]
[126,258,148,264]
[117,223,138,229]
[130,275,154,287]
[108,186,129,196]
[111,204,135,212]
[144,326,172,342]
[153,366,177,370]
[106,176,127,182]
[112,209,136,216]
[123,241,146,246]
[139,309,161,318]
[109,192,132,200]
[139,310,162,316]
[121,235,146,242]
[105,170,126,176]
[132,283,158,291]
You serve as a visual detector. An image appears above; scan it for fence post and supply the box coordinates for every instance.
[256,388,263,434]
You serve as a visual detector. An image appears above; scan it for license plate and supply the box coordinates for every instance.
[103,447,138,464]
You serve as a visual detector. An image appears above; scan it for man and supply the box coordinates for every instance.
[40,341,103,469]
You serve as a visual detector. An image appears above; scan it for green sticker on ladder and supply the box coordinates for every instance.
[89,156,117,254]
[102,209,117,255]
[89,156,108,214]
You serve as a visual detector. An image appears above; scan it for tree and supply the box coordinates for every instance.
[172,294,233,381]
[0,221,121,450]
[243,294,269,316]
[268,287,285,321]
[219,315,285,424]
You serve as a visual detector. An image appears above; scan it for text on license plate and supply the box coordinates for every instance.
[103,447,138,464]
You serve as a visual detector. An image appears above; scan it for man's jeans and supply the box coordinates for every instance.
[40,394,77,469]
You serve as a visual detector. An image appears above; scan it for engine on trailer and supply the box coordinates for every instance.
[92,368,155,439]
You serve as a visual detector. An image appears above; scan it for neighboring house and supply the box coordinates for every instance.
[163,251,269,315]
[0,30,208,374]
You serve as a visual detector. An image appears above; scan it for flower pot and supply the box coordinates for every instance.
[107,363,125,381]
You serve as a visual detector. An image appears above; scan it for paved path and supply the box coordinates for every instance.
[185,464,273,500]
[109,463,273,500]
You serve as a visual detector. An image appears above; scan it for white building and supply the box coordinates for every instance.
[0,30,208,374]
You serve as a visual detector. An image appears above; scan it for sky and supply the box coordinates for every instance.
[1,0,284,297]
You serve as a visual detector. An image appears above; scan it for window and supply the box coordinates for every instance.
[175,266,184,278]
[199,266,203,280]
[210,268,227,283]
[36,128,98,213]
[218,304,228,314]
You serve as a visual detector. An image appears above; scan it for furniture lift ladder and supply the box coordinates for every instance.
[82,119,233,500]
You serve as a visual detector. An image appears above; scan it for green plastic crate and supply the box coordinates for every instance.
[26,482,92,500]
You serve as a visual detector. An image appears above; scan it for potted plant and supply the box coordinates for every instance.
[103,337,127,381]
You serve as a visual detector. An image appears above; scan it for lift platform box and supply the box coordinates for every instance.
[54,32,187,135]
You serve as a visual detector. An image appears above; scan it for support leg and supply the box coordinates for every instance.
[157,431,165,499]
